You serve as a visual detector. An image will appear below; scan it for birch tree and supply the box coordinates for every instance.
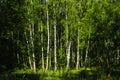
[65,0,70,71]
[30,24,36,72]
[46,0,50,70]
[41,23,44,70]
[25,0,37,72]
[53,2,57,71]
[76,28,80,70]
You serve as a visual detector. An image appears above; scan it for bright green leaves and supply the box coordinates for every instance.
[0,0,120,71]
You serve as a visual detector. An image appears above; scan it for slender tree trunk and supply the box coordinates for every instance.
[80,49,83,67]
[29,25,33,70]
[32,24,36,72]
[42,47,44,70]
[17,31,20,64]
[85,33,90,67]
[41,25,44,70]
[65,0,70,71]
[49,48,51,69]
[46,0,50,70]
[25,31,32,70]
[32,50,36,72]
[66,41,71,71]
[28,56,32,70]
[76,28,79,70]
[54,19,57,71]
[30,24,36,72]
[53,3,57,71]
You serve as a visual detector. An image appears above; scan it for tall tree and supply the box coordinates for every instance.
[53,2,57,71]
[46,0,50,70]
[65,0,70,71]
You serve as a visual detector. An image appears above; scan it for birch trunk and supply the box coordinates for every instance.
[49,48,51,69]
[46,0,50,70]
[30,24,36,72]
[54,20,57,71]
[65,0,70,71]
[25,31,32,70]
[28,56,32,70]
[66,41,71,71]
[53,3,57,71]
[85,33,90,66]
[32,24,36,72]
[41,25,44,70]
[80,49,83,67]
[76,28,79,70]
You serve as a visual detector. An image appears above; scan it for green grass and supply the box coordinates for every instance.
[0,67,119,80]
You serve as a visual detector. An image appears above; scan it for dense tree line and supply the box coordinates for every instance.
[0,0,120,73]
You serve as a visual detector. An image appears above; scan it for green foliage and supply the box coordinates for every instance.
[0,0,120,78]
[1,68,119,80]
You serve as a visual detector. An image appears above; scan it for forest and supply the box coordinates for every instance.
[0,0,120,80]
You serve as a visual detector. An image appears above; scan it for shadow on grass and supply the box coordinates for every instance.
[62,69,120,80]
[62,70,98,80]
[0,70,119,80]
[0,72,62,80]
[0,73,40,80]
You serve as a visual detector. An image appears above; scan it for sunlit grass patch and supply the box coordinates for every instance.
[11,69,33,74]
[1,67,119,80]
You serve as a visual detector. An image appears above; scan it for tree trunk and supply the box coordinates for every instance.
[85,33,90,67]
[76,28,79,70]
[54,19,57,71]
[17,31,20,64]
[30,24,36,72]
[65,0,70,71]
[41,25,44,70]
[80,49,83,67]
[53,3,57,71]
[32,50,36,72]
[28,56,32,70]
[49,48,51,69]
[32,24,36,72]
[66,41,71,71]
[46,0,50,70]
[25,30,32,70]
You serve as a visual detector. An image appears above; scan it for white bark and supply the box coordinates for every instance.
[49,48,51,69]
[66,41,71,71]
[53,3,57,71]
[25,30,32,70]
[76,28,79,70]
[32,24,36,72]
[80,49,83,67]
[30,24,36,72]
[32,50,36,72]
[28,56,32,70]
[65,0,70,71]
[41,25,44,70]
[65,0,68,50]
[85,33,90,66]
[29,24,33,70]
[46,0,49,70]
[54,20,57,71]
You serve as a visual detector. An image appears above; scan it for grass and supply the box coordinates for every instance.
[0,67,119,80]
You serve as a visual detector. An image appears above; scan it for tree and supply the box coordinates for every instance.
[53,1,57,71]
[46,0,50,70]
